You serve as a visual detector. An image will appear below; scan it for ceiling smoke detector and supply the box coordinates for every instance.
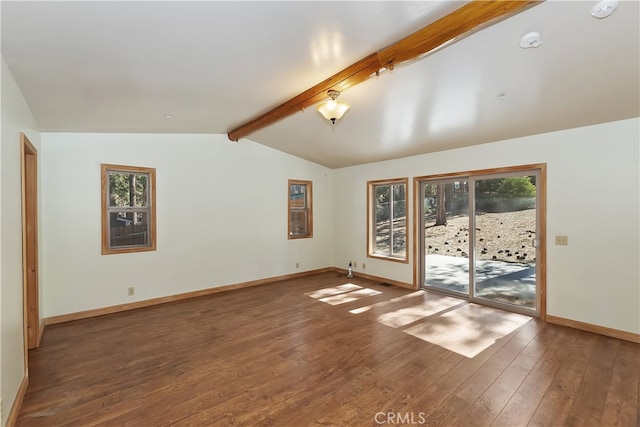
[591,0,618,19]
[520,31,542,49]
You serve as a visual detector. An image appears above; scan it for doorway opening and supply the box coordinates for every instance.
[416,164,546,318]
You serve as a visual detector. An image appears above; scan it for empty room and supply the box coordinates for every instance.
[1,1,638,426]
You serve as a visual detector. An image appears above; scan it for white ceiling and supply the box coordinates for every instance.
[2,1,639,168]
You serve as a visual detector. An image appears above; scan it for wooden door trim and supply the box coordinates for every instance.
[21,132,40,361]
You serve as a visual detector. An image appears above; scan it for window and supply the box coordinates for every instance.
[368,178,408,262]
[101,164,156,254]
[288,179,313,239]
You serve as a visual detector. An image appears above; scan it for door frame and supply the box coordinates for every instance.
[413,164,547,319]
[21,132,40,361]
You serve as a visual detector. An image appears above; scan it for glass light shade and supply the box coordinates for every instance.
[316,99,350,123]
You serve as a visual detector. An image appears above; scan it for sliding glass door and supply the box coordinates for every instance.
[419,167,543,316]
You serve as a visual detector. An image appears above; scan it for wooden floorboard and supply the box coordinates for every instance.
[491,325,573,426]
[16,272,639,426]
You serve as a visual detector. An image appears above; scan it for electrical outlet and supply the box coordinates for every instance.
[296,262,299,269]
[362,263,366,270]
[353,262,357,268]
[555,235,568,246]
[128,287,135,296]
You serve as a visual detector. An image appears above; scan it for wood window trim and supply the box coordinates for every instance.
[367,177,409,263]
[101,164,157,255]
[288,179,313,239]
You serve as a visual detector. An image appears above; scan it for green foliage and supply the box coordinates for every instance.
[109,172,148,207]
[423,183,436,197]
[476,179,501,194]
[376,185,389,204]
[496,176,536,197]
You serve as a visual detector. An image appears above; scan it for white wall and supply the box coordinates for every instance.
[40,133,333,317]
[333,118,640,335]
[0,58,41,426]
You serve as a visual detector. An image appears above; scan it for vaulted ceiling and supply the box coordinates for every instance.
[2,1,638,168]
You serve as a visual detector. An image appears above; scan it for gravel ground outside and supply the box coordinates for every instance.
[425,209,536,264]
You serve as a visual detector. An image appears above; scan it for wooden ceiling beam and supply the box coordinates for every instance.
[228,0,543,142]
[227,53,381,142]
[377,0,541,67]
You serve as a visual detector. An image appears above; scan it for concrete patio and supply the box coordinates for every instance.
[425,254,536,307]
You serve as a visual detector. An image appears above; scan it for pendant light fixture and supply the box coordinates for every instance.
[316,90,350,125]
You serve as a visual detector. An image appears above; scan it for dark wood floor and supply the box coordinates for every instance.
[17,272,639,426]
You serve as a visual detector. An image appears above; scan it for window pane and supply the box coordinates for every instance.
[424,181,470,295]
[474,176,537,308]
[110,211,150,248]
[374,185,391,254]
[109,172,149,208]
[391,184,406,257]
[290,185,306,208]
[290,211,308,236]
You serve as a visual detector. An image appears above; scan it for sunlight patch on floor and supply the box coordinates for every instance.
[318,288,382,306]
[403,304,531,358]
[349,291,424,314]
[305,283,362,299]
[376,295,464,328]
[306,283,383,306]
